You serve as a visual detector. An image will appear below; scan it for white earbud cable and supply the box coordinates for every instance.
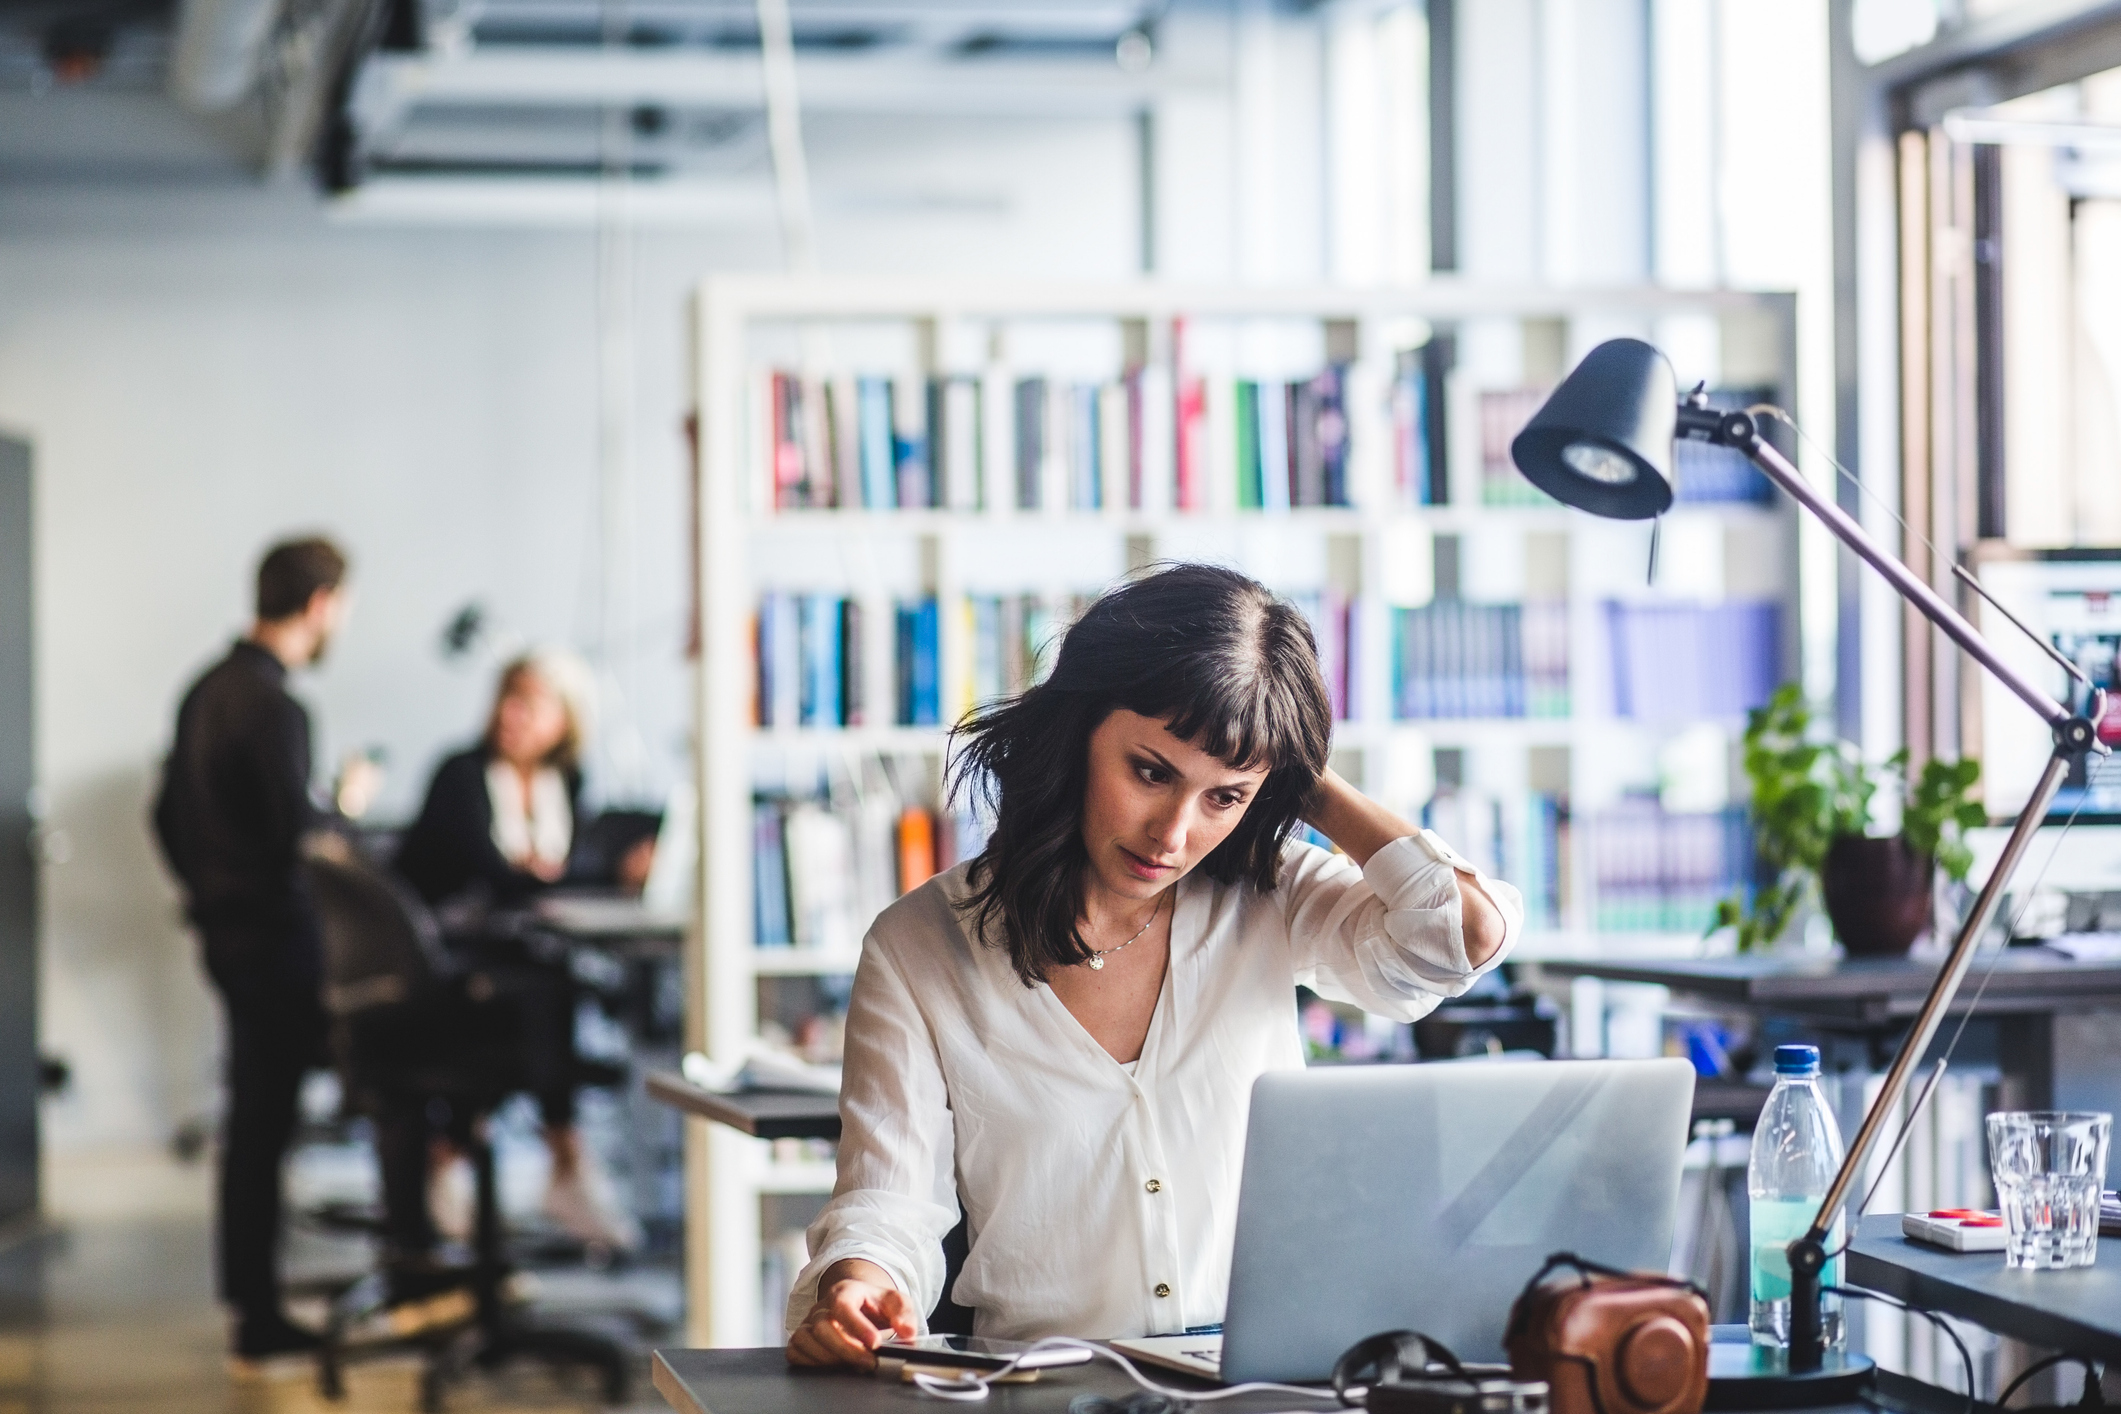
[897,1336,1348,1404]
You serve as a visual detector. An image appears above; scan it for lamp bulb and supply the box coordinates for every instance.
[1561,440,1640,486]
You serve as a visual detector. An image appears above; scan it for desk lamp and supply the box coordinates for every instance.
[1511,339,2105,1405]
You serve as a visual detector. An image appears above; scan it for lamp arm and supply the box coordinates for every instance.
[1700,412,2070,731]
[1704,413,2103,1370]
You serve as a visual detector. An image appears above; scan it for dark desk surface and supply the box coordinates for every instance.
[1536,951,2121,1024]
[1847,1213,2121,1361]
[654,1348,1275,1414]
[652,1348,1967,1414]
[644,1072,842,1140]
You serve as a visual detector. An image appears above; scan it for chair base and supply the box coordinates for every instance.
[316,1265,633,1412]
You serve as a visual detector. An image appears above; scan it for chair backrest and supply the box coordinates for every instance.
[304,851,455,1017]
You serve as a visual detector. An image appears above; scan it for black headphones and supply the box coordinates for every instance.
[1332,1332,1469,1406]
[1331,1331,1550,1414]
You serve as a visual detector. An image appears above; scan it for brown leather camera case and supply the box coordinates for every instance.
[1504,1271,1710,1414]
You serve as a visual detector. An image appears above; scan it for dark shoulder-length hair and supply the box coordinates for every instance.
[948,563,1333,985]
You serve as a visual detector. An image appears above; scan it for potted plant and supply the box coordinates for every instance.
[1712,684,1987,955]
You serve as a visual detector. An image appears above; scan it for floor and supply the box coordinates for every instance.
[0,1152,680,1414]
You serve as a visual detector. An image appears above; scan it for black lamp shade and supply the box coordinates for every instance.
[1509,337,1677,520]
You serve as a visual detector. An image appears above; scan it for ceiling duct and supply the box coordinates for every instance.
[168,0,284,108]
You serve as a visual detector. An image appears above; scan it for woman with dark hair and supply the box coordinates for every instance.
[784,564,1521,1364]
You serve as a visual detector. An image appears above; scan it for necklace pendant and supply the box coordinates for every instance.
[1089,956,1105,970]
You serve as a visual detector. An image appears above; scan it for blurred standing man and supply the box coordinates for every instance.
[153,537,349,1364]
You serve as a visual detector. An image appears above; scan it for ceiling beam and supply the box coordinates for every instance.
[348,45,1216,138]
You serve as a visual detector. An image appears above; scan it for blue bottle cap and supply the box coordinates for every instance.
[1774,1043,1821,1075]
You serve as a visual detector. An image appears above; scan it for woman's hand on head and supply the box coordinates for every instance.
[785,1260,917,1370]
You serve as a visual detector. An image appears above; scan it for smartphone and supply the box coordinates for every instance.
[876,1336,1094,1372]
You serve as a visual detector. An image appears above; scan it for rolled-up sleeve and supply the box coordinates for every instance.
[784,938,961,1338]
[1283,835,1523,1022]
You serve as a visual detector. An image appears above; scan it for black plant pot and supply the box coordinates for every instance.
[1820,834,1935,957]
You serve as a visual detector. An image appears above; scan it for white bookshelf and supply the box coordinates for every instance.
[685,275,1802,1345]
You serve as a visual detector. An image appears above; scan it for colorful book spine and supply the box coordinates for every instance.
[1591,797,1751,933]
[751,762,993,951]
[752,797,791,948]
[1174,372,1205,511]
[757,592,866,729]
[894,376,932,509]
[1259,380,1291,513]
[857,377,895,509]
[1603,600,1780,723]
[797,592,842,728]
[1292,590,1356,721]
[1070,382,1101,511]
[1479,387,1557,506]
[896,597,941,726]
[1234,381,1262,510]
[760,359,1365,517]
[1014,377,1045,511]
[757,592,803,727]
[1392,600,1537,720]
[1314,364,1350,506]
[1392,350,1428,506]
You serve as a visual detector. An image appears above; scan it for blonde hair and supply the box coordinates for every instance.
[483,650,595,773]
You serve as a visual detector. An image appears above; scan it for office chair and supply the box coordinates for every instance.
[304,848,633,1411]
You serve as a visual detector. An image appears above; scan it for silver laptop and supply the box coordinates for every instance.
[1113,1058,1696,1384]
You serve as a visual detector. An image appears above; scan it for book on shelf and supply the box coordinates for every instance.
[1290,590,1355,722]
[1603,600,1779,723]
[948,591,1092,721]
[895,598,941,727]
[756,592,864,729]
[1590,796,1750,933]
[1392,599,1560,720]
[758,359,1358,516]
[1389,337,1452,507]
[857,377,895,510]
[934,375,983,511]
[751,761,993,951]
[1479,387,1558,507]
[759,590,1101,733]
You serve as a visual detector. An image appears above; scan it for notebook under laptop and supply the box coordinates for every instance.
[1111,1057,1696,1384]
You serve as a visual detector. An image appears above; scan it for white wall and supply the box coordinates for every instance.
[0,95,1145,1152]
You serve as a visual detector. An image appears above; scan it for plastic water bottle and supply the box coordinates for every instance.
[1748,1044,1846,1349]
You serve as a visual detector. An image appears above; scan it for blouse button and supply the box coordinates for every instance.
[1154,1283,1171,1299]
[1145,1179,1163,1194]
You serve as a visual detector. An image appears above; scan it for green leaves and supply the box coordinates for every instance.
[1902,755,1985,883]
[1710,683,1986,950]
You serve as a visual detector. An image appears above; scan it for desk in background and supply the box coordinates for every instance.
[646,1073,841,1141]
[1534,950,2121,1119]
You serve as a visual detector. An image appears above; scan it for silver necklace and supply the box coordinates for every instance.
[1086,891,1166,970]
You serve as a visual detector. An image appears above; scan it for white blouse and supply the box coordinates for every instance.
[786,833,1524,1343]
[485,760,572,871]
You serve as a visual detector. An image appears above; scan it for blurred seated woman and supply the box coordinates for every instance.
[394,651,642,1252]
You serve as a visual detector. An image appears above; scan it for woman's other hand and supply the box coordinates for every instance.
[617,837,656,893]
[785,1259,917,1369]
[1301,768,1508,968]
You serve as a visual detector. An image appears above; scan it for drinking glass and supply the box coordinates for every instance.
[1985,1110,2111,1270]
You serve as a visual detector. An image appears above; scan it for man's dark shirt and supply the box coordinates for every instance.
[153,641,316,927]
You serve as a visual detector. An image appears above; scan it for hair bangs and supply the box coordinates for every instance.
[949,563,1335,985]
